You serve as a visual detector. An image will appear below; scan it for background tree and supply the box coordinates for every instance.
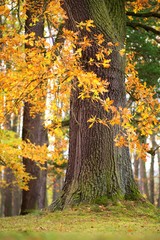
[20,0,48,215]
[0,0,22,216]
[126,16,160,204]
[0,0,68,214]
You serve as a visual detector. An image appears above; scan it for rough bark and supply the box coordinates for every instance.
[20,0,48,215]
[49,0,140,211]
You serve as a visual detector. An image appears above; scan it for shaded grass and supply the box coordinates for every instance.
[0,201,159,240]
[0,232,160,240]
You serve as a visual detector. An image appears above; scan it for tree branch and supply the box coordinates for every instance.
[49,119,70,129]
[62,119,69,127]
[127,21,160,35]
[17,0,23,33]
[148,145,160,156]
[126,11,160,18]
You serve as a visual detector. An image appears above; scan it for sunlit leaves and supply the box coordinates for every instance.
[95,34,105,45]
[103,98,114,112]
[87,53,160,161]
[0,128,68,189]
[0,5,10,16]
[0,0,160,189]
[124,54,159,159]
[0,129,31,190]
[44,0,67,29]
[126,0,151,13]
[77,20,95,32]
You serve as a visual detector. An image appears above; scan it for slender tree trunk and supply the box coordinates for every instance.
[21,0,48,214]
[142,161,149,200]
[134,155,139,185]
[3,169,21,216]
[53,175,64,202]
[3,115,18,216]
[157,149,160,208]
[0,172,4,217]
[139,159,149,200]
[149,135,157,205]
[38,162,47,209]
[49,0,140,211]
[12,186,21,216]
[4,168,13,216]
[0,1,22,216]
[149,154,155,204]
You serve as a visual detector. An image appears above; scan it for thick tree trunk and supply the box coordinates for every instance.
[21,1,48,214]
[49,0,140,210]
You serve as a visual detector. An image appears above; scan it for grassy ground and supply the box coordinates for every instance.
[0,201,160,240]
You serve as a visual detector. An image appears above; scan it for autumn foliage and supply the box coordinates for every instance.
[0,0,159,189]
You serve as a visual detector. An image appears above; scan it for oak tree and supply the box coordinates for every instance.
[49,0,160,210]
[49,0,138,210]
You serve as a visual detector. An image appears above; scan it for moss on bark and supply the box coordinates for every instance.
[48,0,143,212]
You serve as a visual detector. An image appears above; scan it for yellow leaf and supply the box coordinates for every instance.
[119,49,125,56]
[0,5,9,15]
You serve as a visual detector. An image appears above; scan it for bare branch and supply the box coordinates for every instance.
[148,145,160,156]
[126,11,160,18]
[46,16,55,45]
[17,0,23,33]
[127,21,160,35]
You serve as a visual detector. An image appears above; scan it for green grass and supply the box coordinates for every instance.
[0,201,160,240]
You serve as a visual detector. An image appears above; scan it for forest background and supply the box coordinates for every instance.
[0,0,160,217]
